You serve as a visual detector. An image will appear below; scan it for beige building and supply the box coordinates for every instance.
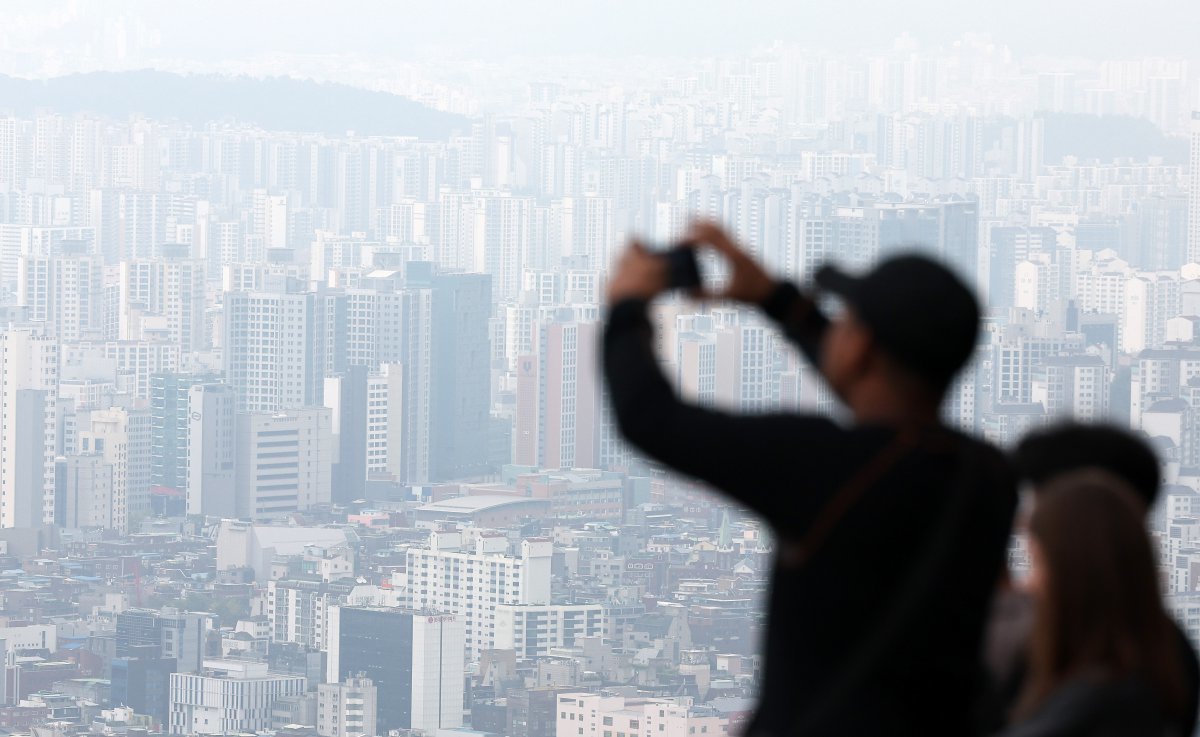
[317,674,377,737]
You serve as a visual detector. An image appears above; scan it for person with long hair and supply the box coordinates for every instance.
[978,424,1200,737]
[1000,473,1187,737]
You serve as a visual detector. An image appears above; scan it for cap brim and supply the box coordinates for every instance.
[815,265,859,298]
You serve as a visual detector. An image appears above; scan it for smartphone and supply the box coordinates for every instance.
[662,243,702,291]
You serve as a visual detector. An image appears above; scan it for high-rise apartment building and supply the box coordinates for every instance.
[472,192,533,302]
[77,406,151,534]
[265,578,356,651]
[0,329,58,527]
[119,246,207,352]
[17,240,104,342]
[715,321,773,413]
[0,224,96,288]
[224,289,320,413]
[514,311,600,469]
[992,313,1085,405]
[365,366,405,482]
[1031,354,1112,421]
[988,226,1058,310]
[1122,273,1182,354]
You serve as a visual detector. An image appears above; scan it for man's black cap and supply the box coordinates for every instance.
[815,254,980,390]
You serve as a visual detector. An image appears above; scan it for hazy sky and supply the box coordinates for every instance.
[7,0,1200,63]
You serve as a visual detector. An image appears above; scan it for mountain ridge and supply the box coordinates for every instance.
[0,70,471,139]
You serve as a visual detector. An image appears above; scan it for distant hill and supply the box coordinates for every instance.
[1042,113,1188,164]
[0,70,470,139]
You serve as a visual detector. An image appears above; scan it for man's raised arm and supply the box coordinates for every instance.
[684,221,830,366]
[602,244,841,530]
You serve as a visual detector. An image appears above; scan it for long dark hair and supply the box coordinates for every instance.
[1016,475,1186,720]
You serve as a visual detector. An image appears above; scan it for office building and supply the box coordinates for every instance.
[316,675,377,737]
[425,267,493,480]
[325,607,464,734]
[110,654,175,729]
[115,608,209,674]
[184,382,237,517]
[235,409,333,519]
[493,604,606,659]
[168,660,306,735]
[149,372,221,503]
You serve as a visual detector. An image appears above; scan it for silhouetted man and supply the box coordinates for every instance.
[602,222,1017,737]
[980,422,1200,736]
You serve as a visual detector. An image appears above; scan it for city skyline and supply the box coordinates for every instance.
[0,5,1199,737]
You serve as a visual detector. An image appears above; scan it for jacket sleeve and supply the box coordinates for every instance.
[603,298,843,528]
[758,281,830,367]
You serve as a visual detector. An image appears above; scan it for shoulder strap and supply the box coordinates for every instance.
[791,434,986,736]
[788,428,921,568]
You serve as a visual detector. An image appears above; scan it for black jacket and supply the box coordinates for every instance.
[602,285,1018,736]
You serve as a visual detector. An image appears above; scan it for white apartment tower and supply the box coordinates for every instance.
[1122,273,1181,354]
[265,578,344,651]
[365,367,405,480]
[224,290,318,412]
[716,321,772,413]
[18,245,104,342]
[119,248,207,352]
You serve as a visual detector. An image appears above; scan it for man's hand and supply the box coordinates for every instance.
[685,220,776,304]
[606,241,668,304]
